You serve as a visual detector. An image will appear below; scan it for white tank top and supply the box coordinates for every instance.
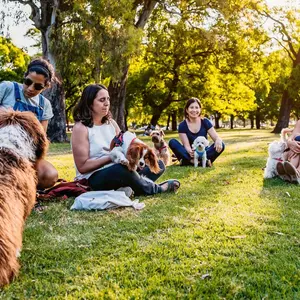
[74,122,116,180]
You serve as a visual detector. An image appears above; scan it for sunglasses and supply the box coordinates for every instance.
[23,78,45,91]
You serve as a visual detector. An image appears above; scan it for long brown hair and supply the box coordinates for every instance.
[73,84,112,127]
[184,97,202,121]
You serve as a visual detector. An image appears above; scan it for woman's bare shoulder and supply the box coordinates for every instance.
[72,122,88,134]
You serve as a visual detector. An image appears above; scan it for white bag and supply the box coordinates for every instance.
[70,190,145,211]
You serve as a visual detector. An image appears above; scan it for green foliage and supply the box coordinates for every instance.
[0,36,30,82]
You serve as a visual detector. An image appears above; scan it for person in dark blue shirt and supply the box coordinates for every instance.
[169,98,225,166]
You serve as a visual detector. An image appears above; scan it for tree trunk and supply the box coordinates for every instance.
[166,114,171,130]
[43,82,67,142]
[17,0,67,142]
[108,65,129,131]
[249,114,254,129]
[272,89,293,133]
[230,115,234,129]
[108,0,157,131]
[150,111,161,127]
[255,108,261,129]
[215,113,220,129]
[171,111,177,131]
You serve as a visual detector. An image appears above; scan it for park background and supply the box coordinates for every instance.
[1,0,300,298]
[1,0,300,141]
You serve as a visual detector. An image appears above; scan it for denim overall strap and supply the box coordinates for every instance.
[13,82,44,121]
[13,82,21,101]
[37,94,45,121]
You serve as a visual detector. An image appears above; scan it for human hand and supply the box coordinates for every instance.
[188,149,194,158]
[214,139,223,153]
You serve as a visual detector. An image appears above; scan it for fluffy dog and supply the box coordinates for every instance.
[107,131,160,173]
[150,129,171,166]
[0,110,48,287]
[264,139,287,178]
[192,136,209,168]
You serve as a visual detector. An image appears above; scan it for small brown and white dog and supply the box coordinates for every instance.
[0,109,48,287]
[105,131,160,173]
[150,129,171,166]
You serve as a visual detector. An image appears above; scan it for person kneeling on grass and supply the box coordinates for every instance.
[276,120,300,184]
[0,57,58,189]
[71,84,180,196]
[169,97,225,167]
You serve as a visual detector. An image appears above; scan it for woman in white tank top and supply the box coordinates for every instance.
[71,84,180,196]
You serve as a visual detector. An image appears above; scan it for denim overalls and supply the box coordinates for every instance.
[13,82,44,121]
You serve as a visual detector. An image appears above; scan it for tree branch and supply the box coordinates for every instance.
[7,0,41,29]
[261,10,297,60]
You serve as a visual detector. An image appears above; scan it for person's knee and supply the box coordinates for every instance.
[168,138,178,149]
[38,168,58,189]
[220,142,225,152]
[158,160,166,175]
[37,161,58,189]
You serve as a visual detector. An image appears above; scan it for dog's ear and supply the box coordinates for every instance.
[126,144,140,171]
[160,130,165,136]
[146,148,160,174]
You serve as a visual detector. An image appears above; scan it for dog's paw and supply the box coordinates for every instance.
[115,158,129,166]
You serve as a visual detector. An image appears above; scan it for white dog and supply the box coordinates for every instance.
[264,140,287,178]
[191,136,209,168]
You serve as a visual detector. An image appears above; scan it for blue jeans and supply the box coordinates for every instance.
[88,160,165,196]
[169,138,225,165]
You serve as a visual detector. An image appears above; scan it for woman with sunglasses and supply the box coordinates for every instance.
[0,57,58,189]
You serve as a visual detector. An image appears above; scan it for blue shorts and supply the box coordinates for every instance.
[295,136,300,142]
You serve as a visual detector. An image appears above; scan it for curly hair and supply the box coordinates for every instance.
[73,84,112,127]
[184,97,202,121]
[25,57,57,84]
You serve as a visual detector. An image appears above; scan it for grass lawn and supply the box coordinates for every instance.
[1,129,300,299]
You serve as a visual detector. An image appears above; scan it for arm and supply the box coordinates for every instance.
[179,133,194,158]
[207,127,223,153]
[111,119,121,135]
[71,122,112,174]
[41,120,48,132]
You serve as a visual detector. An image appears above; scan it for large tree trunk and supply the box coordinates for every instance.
[108,0,157,130]
[16,0,67,142]
[272,89,293,133]
[43,82,67,142]
[108,65,129,131]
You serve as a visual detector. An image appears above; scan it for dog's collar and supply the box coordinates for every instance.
[274,158,283,162]
[157,145,167,153]
[195,148,205,157]
[130,137,137,145]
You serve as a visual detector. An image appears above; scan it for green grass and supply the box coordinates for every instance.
[1,129,300,299]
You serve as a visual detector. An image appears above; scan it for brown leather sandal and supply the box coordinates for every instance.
[283,161,300,184]
[276,161,291,182]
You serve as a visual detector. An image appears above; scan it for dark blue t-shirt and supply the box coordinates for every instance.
[178,118,213,145]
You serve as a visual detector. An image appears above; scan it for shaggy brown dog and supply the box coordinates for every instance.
[150,130,171,166]
[0,110,48,287]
